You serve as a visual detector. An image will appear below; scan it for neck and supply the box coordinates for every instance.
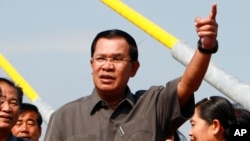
[0,130,11,141]
[109,103,119,110]
[97,89,127,110]
[105,94,125,110]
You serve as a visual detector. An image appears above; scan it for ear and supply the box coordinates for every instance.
[90,59,94,74]
[211,119,223,135]
[130,61,140,77]
[38,126,42,137]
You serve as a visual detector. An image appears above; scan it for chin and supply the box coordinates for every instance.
[97,84,116,91]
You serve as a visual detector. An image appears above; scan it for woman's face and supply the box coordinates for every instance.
[189,108,215,141]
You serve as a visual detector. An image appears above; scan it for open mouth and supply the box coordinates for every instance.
[100,74,115,83]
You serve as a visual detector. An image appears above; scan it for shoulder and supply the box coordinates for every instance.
[53,96,91,116]
[64,95,90,107]
[133,77,180,101]
[66,95,90,105]
[134,85,165,98]
[134,77,180,96]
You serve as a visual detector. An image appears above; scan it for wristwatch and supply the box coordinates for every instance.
[197,39,218,54]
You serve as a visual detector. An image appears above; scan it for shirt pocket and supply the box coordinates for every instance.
[115,120,153,141]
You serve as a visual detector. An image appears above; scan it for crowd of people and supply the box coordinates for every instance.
[0,78,43,141]
[1,3,250,141]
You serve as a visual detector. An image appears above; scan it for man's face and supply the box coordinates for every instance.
[0,82,20,131]
[90,37,139,96]
[11,111,41,141]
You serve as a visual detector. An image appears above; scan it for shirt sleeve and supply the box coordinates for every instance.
[44,111,63,141]
[156,77,195,136]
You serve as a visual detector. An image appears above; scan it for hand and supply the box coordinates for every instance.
[195,3,218,48]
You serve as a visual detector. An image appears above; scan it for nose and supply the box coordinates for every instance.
[20,123,28,132]
[103,58,115,64]
[101,59,115,69]
[188,129,192,137]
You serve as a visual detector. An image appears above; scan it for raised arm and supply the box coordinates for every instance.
[177,3,218,107]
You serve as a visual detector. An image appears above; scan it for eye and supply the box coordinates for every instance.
[95,57,106,62]
[190,122,195,127]
[15,121,22,126]
[112,57,123,62]
[9,99,19,106]
[0,96,6,103]
[27,120,36,126]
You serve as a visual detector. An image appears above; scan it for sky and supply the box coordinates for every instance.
[1,0,250,140]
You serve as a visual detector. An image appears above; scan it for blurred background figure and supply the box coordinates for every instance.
[234,107,250,125]
[11,103,42,141]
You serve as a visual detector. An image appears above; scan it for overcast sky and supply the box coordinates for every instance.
[1,0,250,140]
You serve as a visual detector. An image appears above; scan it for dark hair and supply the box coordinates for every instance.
[20,103,43,126]
[0,77,23,106]
[90,29,138,61]
[195,96,236,141]
[234,108,250,125]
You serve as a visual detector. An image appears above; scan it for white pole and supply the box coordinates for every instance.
[172,41,250,110]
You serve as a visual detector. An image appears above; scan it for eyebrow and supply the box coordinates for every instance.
[8,97,19,102]
[27,119,36,122]
[0,95,18,100]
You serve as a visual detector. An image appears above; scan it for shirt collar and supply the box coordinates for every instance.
[88,86,135,115]
[8,134,19,141]
[8,134,30,141]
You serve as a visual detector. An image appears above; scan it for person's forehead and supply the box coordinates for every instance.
[20,111,37,117]
[191,109,200,120]
[96,38,129,47]
[19,111,38,121]
[0,82,18,98]
[95,38,130,54]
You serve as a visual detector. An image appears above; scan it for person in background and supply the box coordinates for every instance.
[0,77,28,141]
[45,3,218,141]
[12,103,42,141]
[189,96,236,141]
[234,108,250,125]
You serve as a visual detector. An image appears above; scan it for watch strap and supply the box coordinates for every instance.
[197,39,218,54]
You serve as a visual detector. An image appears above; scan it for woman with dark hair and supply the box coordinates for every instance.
[189,96,236,141]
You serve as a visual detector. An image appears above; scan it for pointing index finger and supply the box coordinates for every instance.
[209,3,217,20]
